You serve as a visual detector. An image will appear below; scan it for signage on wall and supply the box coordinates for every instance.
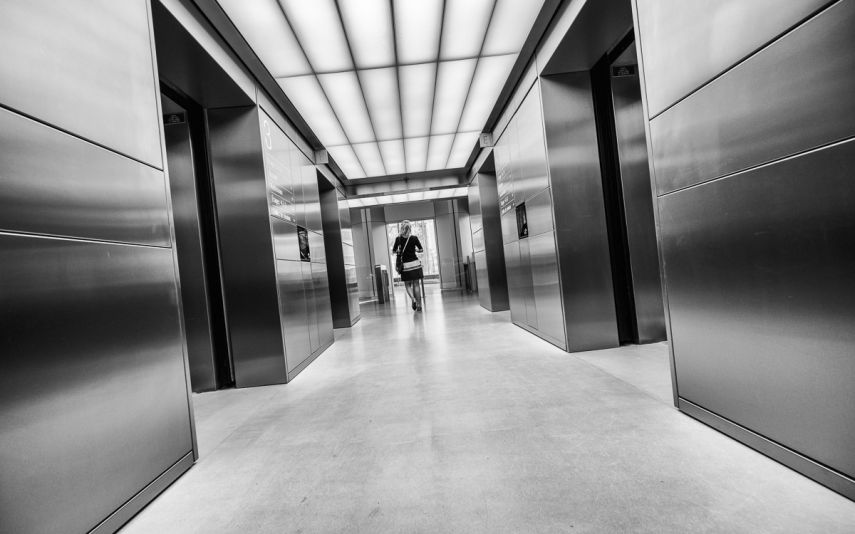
[163,112,186,125]
[259,115,298,223]
[611,65,637,77]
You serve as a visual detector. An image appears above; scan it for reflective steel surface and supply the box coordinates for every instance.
[610,69,666,343]
[165,111,218,392]
[635,0,830,116]
[649,0,855,195]
[277,259,310,373]
[0,0,163,167]
[0,234,193,534]
[208,106,286,387]
[0,107,170,246]
[541,73,619,351]
[529,231,565,346]
[660,138,855,483]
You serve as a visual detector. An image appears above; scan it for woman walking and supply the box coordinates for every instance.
[392,220,424,311]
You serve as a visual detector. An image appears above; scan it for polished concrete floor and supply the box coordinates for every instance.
[123,287,855,533]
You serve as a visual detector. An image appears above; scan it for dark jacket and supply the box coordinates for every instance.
[393,235,423,262]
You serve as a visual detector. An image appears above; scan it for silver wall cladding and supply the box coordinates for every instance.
[276,259,310,373]
[610,73,666,343]
[312,261,335,346]
[529,231,566,347]
[468,180,483,233]
[635,0,831,116]
[0,108,170,246]
[474,249,492,310]
[473,227,486,253]
[518,238,538,329]
[660,137,855,481]
[343,242,356,266]
[649,0,855,195]
[0,0,162,168]
[526,188,555,238]
[0,234,193,534]
[540,72,619,351]
[302,166,323,232]
[436,212,461,289]
[309,230,325,263]
[503,241,525,324]
[513,86,550,203]
[304,261,321,351]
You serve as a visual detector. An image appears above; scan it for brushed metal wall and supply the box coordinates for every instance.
[636,0,855,499]
[164,109,218,392]
[208,106,287,387]
[321,186,360,328]
[0,0,164,168]
[541,72,620,351]
[610,69,666,343]
[468,173,509,312]
[635,0,831,116]
[0,1,197,531]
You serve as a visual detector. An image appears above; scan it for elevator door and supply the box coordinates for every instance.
[162,93,228,391]
[609,43,667,343]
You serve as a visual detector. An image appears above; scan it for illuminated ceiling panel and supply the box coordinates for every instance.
[218,0,546,179]
[347,186,468,208]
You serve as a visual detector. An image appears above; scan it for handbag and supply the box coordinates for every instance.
[402,259,422,271]
[395,235,410,274]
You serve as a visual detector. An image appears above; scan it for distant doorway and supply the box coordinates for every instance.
[386,219,440,284]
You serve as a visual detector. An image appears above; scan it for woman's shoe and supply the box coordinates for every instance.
[411,300,417,310]
[416,304,422,312]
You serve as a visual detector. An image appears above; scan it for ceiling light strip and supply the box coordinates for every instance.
[423,0,448,179]
[333,0,388,176]
[443,0,499,168]
[274,0,368,178]
[273,51,518,79]
[388,0,408,173]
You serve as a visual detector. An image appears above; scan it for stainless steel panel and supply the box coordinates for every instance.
[272,217,300,261]
[468,178,483,233]
[0,107,170,246]
[503,241,525,324]
[320,186,353,329]
[515,87,550,202]
[436,213,460,289]
[309,230,325,264]
[313,261,335,346]
[635,0,830,117]
[303,261,321,351]
[518,237,537,329]
[611,72,666,343]
[165,118,217,392]
[0,234,192,534]
[473,227,486,253]
[649,0,855,195]
[541,72,620,351]
[529,231,566,347]
[477,172,510,312]
[208,106,286,387]
[345,265,360,323]
[302,164,323,232]
[660,137,855,481]
[475,250,492,310]
[500,209,517,245]
[525,188,554,238]
[276,259,311,373]
[343,242,356,266]
[0,0,162,167]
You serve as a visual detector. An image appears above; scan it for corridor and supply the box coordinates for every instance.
[123,288,855,533]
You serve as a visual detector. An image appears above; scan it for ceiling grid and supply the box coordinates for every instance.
[218,0,546,180]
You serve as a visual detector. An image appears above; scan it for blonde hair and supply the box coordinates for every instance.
[400,220,412,238]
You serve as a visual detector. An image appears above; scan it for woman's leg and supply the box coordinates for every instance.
[413,278,422,309]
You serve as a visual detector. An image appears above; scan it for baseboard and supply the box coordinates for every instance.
[286,337,335,382]
[512,320,567,351]
[90,450,194,534]
[678,398,855,502]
